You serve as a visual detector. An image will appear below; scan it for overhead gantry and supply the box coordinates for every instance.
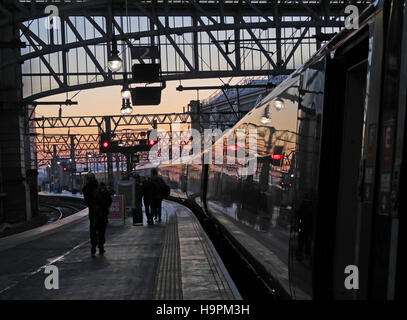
[0,0,371,101]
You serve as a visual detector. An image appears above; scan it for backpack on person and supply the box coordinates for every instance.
[151,176,170,200]
[160,181,171,199]
[97,184,113,209]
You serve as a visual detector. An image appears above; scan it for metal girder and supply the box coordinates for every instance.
[1,1,372,24]
[32,126,296,168]
[31,112,240,130]
[133,2,195,71]
[33,129,209,167]
[0,0,373,100]
[22,69,289,101]
[30,110,242,166]
[64,16,108,81]
[283,26,310,68]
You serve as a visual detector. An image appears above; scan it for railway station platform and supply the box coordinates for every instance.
[0,200,240,300]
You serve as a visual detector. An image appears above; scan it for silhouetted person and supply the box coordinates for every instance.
[133,174,143,225]
[150,168,166,222]
[83,174,112,255]
[82,173,99,254]
[94,182,112,254]
[142,175,157,225]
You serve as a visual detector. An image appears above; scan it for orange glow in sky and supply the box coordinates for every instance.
[36,77,243,135]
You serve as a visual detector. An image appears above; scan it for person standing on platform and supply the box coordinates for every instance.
[82,173,99,255]
[150,168,170,222]
[133,174,143,225]
[142,175,156,225]
[94,182,112,255]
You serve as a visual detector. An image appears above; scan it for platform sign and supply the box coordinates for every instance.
[118,180,135,208]
[108,195,125,222]
[131,46,159,60]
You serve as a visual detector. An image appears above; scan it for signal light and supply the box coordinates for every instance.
[271,146,284,166]
[227,145,238,151]
[148,139,157,146]
[63,167,67,172]
[99,133,111,153]
[271,154,283,160]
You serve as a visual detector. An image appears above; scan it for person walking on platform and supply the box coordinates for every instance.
[94,182,112,254]
[83,173,112,255]
[82,173,99,254]
[142,175,156,225]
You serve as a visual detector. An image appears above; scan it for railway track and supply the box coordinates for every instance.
[39,196,87,224]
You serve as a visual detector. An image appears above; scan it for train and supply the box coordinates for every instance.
[142,0,405,300]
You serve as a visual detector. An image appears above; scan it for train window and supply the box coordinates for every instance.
[288,58,326,299]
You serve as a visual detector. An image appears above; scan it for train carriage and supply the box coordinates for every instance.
[152,0,405,300]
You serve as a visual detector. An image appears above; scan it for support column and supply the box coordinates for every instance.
[104,116,114,187]
[189,100,201,133]
[0,2,31,223]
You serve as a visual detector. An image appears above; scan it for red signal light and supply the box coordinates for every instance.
[102,141,109,148]
[148,139,157,146]
[227,145,238,151]
[63,167,67,172]
[271,154,283,160]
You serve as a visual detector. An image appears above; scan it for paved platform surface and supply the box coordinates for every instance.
[0,200,240,300]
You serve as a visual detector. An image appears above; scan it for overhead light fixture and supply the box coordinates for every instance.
[124,99,132,114]
[121,84,131,99]
[108,55,122,72]
[120,98,127,115]
[108,37,122,72]
[120,98,132,115]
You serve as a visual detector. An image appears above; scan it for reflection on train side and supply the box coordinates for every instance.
[156,58,326,299]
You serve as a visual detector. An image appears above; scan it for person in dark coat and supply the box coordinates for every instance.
[82,172,99,254]
[142,175,157,225]
[94,182,112,254]
[150,168,165,222]
[133,174,143,225]
[83,173,112,255]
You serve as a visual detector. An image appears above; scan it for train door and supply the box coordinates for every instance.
[393,0,407,300]
[319,0,405,300]
[366,0,405,300]
[352,9,386,300]
[333,57,368,300]
[315,25,370,299]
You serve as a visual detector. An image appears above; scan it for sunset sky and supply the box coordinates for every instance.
[35,77,245,135]
[36,77,242,117]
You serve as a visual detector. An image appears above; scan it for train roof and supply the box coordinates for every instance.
[252,0,380,112]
